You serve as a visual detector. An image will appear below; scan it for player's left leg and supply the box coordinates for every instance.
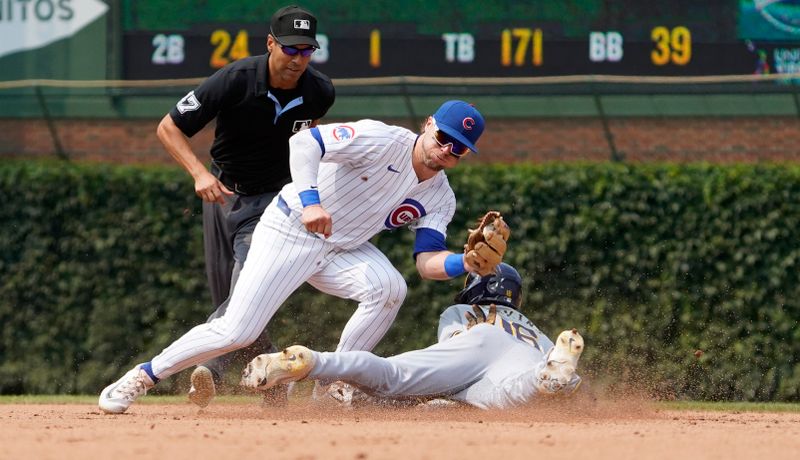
[243,324,515,398]
[303,244,406,403]
[151,208,324,378]
[307,242,407,352]
[99,206,327,414]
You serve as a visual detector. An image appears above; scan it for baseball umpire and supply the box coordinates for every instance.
[155,4,335,408]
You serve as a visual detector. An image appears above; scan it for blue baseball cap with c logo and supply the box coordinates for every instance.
[432,100,485,154]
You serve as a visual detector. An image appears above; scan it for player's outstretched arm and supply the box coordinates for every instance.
[416,250,475,280]
[416,211,512,279]
[416,248,493,280]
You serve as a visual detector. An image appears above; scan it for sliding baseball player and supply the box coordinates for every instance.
[241,263,585,409]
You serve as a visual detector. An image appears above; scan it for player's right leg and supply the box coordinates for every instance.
[308,242,408,353]
[304,243,407,402]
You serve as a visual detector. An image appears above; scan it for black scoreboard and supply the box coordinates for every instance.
[122,2,800,79]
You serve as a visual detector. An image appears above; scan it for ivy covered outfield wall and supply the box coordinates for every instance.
[1,160,798,400]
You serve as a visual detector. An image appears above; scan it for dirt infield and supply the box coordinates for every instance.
[2,397,798,460]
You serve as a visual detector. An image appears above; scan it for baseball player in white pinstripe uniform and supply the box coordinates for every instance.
[99,100,496,414]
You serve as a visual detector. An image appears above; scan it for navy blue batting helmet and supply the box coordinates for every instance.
[454,263,523,309]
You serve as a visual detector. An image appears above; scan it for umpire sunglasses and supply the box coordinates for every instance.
[431,119,470,157]
[271,32,317,57]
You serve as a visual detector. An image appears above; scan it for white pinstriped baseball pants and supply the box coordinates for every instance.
[150,202,407,380]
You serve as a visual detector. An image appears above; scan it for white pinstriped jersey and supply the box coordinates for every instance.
[279,120,456,250]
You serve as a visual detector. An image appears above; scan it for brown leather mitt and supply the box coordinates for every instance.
[463,211,510,276]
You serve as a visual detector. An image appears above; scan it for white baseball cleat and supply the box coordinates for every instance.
[537,329,584,394]
[240,345,316,391]
[188,366,216,408]
[98,364,155,414]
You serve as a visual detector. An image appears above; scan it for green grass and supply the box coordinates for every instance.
[1,395,799,413]
[657,401,800,413]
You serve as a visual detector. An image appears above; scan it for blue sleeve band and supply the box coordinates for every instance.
[413,227,447,258]
[140,362,160,384]
[299,189,321,207]
[444,253,466,278]
[310,127,325,157]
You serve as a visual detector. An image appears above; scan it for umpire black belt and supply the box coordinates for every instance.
[210,163,277,197]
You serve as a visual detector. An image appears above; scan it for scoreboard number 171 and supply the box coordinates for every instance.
[501,28,543,67]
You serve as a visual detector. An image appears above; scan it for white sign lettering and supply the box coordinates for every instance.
[0,0,108,59]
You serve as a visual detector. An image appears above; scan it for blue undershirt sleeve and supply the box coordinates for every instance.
[413,227,447,258]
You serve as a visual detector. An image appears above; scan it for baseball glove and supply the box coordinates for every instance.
[463,211,510,276]
[465,304,497,329]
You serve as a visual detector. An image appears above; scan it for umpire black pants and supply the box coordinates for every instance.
[201,190,279,383]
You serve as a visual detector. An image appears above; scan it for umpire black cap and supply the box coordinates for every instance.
[270,5,320,48]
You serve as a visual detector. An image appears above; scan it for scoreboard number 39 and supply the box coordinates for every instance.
[650,26,691,66]
[589,26,692,65]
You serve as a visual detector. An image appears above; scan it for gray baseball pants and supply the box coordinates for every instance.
[201,190,279,382]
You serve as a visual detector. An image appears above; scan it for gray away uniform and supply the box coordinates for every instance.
[308,304,581,409]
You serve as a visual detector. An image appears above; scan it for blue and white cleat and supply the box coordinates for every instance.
[98,364,155,414]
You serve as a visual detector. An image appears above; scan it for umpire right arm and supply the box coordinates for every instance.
[157,115,233,205]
